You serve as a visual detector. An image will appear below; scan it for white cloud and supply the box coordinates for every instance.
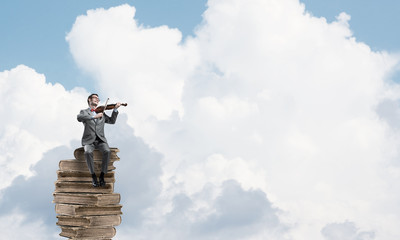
[116,180,286,240]
[321,221,375,240]
[62,0,400,239]
[0,211,58,239]
[3,0,400,238]
[0,120,164,240]
[0,65,86,191]
[66,4,195,130]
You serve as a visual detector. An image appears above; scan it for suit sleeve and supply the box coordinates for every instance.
[105,110,118,124]
[77,110,92,122]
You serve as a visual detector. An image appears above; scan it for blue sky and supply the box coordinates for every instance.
[1,0,399,90]
[1,0,207,90]
[2,1,400,239]
[302,0,400,52]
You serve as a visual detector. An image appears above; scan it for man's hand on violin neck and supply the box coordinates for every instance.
[94,113,103,119]
[115,102,121,109]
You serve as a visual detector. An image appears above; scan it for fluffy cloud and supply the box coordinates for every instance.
[66,0,400,239]
[321,221,375,240]
[116,179,286,240]
[1,0,397,239]
[66,5,193,128]
[0,66,94,239]
[0,65,86,191]
[0,212,58,239]
[0,117,163,239]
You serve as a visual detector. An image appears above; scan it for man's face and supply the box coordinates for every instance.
[89,95,100,106]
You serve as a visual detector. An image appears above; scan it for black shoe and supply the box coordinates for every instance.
[91,174,99,187]
[99,172,106,187]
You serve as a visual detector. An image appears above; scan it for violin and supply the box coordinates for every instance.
[94,103,127,113]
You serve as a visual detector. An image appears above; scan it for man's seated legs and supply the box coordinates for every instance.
[97,142,111,186]
[84,144,99,187]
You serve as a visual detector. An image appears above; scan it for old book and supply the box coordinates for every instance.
[55,147,122,239]
[54,181,113,194]
[74,147,120,162]
[60,226,116,238]
[55,204,123,216]
[57,215,121,227]
[69,238,111,240]
[59,160,115,172]
[70,237,112,240]
[57,171,115,183]
[53,193,120,205]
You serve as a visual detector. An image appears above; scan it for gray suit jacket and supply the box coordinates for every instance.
[77,108,118,146]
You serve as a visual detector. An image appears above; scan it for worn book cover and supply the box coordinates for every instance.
[59,160,116,172]
[54,181,114,194]
[53,193,120,205]
[56,204,123,216]
[60,226,116,238]
[57,215,122,227]
[56,171,115,182]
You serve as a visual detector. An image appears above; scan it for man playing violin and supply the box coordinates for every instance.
[77,93,121,187]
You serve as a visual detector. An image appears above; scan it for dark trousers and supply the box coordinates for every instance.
[83,138,111,174]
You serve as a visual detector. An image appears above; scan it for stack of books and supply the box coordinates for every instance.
[53,147,122,239]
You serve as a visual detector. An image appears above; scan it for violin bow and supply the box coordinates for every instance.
[102,98,109,114]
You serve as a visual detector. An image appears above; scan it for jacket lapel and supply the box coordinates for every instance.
[85,108,96,123]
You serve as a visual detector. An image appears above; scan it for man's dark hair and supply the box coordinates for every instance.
[87,93,99,106]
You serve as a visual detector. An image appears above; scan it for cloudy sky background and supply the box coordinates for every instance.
[1,0,400,239]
